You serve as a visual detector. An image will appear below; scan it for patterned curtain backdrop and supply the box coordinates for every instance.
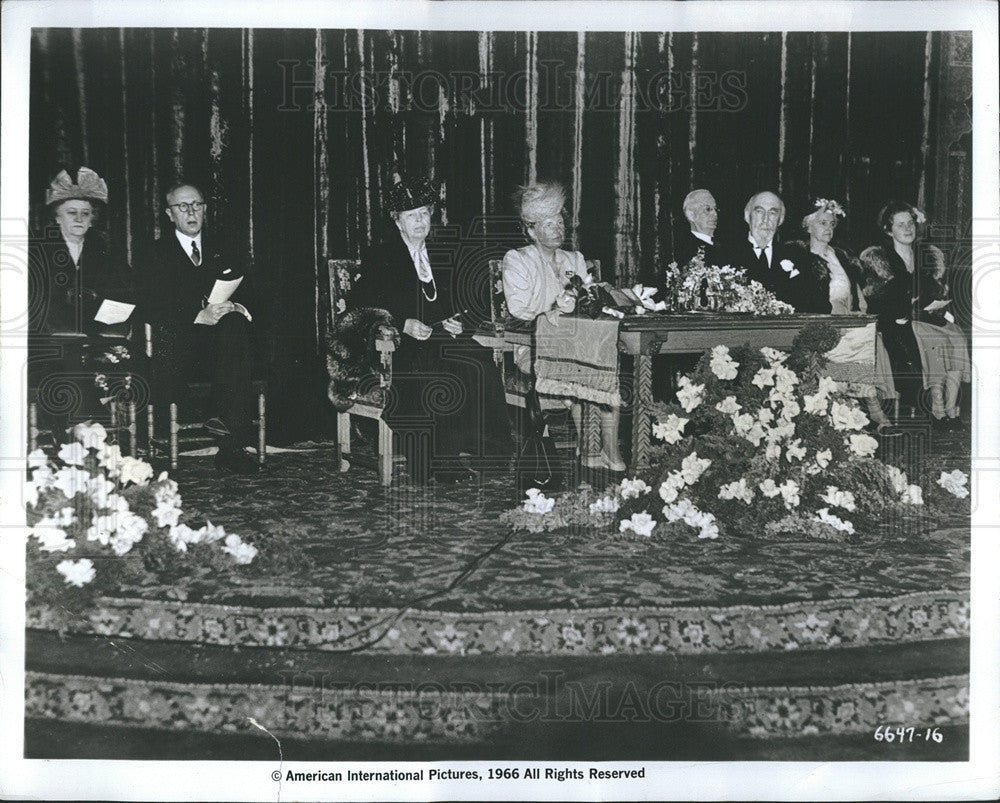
[29,28,972,434]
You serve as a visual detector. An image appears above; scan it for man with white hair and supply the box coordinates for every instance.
[732,190,810,310]
[674,188,723,269]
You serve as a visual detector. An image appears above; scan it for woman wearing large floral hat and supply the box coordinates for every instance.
[354,172,513,483]
[28,167,137,440]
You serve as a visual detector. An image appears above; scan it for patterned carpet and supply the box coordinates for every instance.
[138,437,969,612]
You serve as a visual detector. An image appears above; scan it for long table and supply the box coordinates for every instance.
[476,312,875,469]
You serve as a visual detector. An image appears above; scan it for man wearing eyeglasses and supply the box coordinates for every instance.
[137,182,259,474]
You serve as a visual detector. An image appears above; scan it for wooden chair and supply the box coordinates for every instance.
[144,323,267,470]
[327,259,399,486]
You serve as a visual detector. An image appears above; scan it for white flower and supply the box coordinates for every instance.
[31,525,75,553]
[759,479,781,498]
[830,401,869,431]
[718,479,754,503]
[87,513,115,545]
[815,449,832,469]
[652,414,688,444]
[757,408,775,424]
[848,433,879,458]
[813,508,855,534]
[662,497,697,523]
[619,512,656,538]
[56,558,95,587]
[589,496,620,515]
[118,456,154,486]
[901,484,924,505]
[760,347,788,365]
[779,399,801,420]
[52,466,91,500]
[715,396,741,416]
[72,421,107,449]
[768,420,796,443]
[98,443,124,472]
[937,469,969,499]
[785,439,807,462]
[108,512,148,555]
[802,391,829,415]
[85,474,118,508]
[103,493,130,514]
[697,514,720,540]
[732,413,754,434]
[221,533,258,564]
[675,377,705,413]
[817,375,839,397]
[658,474,684,503]
[679,452,711,485]
[57,442,89,467]
[709,345,739,380]
[28,449,49,470]
[152,501,182,528]
[885,465,909,495]
[167,523,199,552]
[523,488,555,514]
[820,485,857,512]
[200,521,228,543]
[751,368,775,389]
[619,478,651,500]
[778,479,800,509]
[765,441,782,462]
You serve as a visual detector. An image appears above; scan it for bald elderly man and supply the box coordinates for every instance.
[731,190,812,311]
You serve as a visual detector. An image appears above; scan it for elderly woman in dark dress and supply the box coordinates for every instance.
[28,167,137,438]
[860,201,970,430]
[355,175,513,483]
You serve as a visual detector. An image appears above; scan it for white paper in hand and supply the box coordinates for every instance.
[923,298,950,312]
[207,276,243,304]
[94,299,136,324]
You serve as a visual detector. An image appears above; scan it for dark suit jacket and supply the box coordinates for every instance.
[29,230,134,336]
[137,230,248,327]
[730,236,815,312]
[673,230,726,271]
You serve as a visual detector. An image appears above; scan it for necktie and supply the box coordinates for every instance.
[190,240,201,266]
[756,247,769,273]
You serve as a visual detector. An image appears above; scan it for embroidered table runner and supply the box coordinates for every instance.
[534,314,622,407]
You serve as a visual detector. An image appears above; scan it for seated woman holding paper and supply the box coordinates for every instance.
[502,182,625,472]
[786,198,893,430]
[860,201,970,430]
[28,167,138,436]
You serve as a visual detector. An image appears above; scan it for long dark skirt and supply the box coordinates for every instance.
[383,333,513,480]
[877,318,923,407]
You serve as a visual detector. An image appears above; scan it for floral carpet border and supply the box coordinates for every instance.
[27,590,968,655]
[25,671,968,742]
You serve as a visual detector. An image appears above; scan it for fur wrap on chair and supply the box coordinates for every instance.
[325,307,399,412]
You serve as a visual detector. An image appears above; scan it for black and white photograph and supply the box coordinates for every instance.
[1,0,997,799]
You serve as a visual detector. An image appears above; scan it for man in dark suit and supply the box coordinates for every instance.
[137,182,258,474]
[674,189,724,268]
[730,190,811,311]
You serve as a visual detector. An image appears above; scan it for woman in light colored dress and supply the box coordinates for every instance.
[502,182,625,471]
[788,198,893,430]
[860,201,970,430]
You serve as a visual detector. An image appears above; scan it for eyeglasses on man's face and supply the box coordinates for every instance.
[168,201,206,214]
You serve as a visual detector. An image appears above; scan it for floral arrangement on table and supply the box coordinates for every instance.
[503,322,970,540]
[25,422,287,618]
[661,252,796,316]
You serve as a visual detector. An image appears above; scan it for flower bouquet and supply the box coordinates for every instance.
[26,422,267,617]
[662,252,795,315]
[504,323,970,541]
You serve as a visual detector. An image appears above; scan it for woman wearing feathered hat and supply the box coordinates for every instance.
[353,172,512,483]
[30,166,134,336]
[28,166,137,437]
